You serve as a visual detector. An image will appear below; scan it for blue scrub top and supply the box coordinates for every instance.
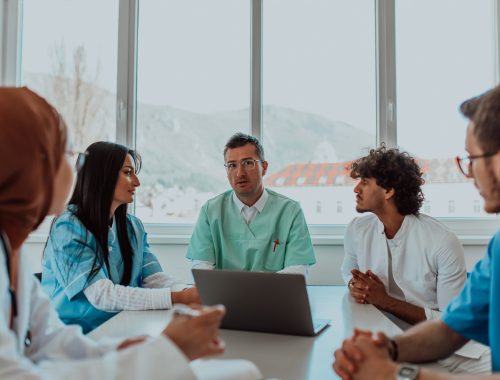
[41,205,163,333]
[442,230,500,372]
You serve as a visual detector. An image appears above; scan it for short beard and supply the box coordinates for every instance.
[355,206,371,214]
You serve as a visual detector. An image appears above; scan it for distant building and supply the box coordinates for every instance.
[265,158,486,224]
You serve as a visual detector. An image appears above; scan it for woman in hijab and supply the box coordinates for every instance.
[0,87,237,379]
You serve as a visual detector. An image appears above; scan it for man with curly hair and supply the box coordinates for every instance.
[341,146,490,373]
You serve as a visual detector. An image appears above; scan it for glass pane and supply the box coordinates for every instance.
[396,0,496,218]
[263,0,377,224]
[21,0,119,152]
[136,0,251,223]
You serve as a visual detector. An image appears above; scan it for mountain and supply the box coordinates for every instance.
[23,73,374,193]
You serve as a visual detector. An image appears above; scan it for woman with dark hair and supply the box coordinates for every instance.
[41,141,199,333]
[0,87,236,379]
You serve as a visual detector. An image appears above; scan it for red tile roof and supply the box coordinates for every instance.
[265,158,469,187]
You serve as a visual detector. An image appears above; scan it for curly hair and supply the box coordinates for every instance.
[350,146,425,215]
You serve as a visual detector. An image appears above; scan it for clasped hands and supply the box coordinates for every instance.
[348,269,389,308]
[333,329,398,380]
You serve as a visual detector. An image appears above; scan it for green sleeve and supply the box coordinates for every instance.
[186,204,216,263]
[284,205,316,267]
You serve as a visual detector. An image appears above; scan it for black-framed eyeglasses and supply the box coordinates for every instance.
[455,151,498,178]
[67,150,89,172]
[224,158,263,172]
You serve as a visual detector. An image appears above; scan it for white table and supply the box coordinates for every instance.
[89,286,443,380]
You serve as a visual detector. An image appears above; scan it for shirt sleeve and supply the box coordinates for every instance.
[278,265,309,276]
[283,205,316,267]
[421,232,467,320]
[191,260,216,270]
[341,219,358,285]
[142,272,188,291]
[442,246,492,346]
[83,279,173,312]
[45,216,107,300]
[135,218,163,279]
[186,204,216,263]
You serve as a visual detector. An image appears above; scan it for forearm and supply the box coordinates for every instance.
[418,369,500,380]
[396,319,468,363]
[84,279,172,311]
[376,296,426,325]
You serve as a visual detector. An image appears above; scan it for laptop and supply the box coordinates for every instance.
[192,269,330,336]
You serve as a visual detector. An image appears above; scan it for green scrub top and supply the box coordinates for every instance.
[186,189,316,271]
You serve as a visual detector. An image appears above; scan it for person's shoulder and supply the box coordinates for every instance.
[347,214,378,231]
[126,212,145,229]
[52,205,84,229]
[265,188,299,207]
[203,190,233,208]
[412,213,454,236]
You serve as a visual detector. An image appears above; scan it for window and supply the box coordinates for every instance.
[395,0,496,219]
[135,0,250,223]
[7,1,498,237]
[20,0,119,153]
[263,0,376,224]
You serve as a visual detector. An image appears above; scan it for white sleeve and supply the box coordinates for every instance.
[277,265,309,277]
[191,260,215,270]
[83,279,172,312]
[423,232,467,320]
[37,336,196,380]
[341,220,359,285]
[0,271,195,379]
[143,272,188,292]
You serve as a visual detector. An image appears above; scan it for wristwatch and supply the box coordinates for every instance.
[396,364,420,380]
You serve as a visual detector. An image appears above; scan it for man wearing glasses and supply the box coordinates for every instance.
[333,87,500,380]
[186,133,316,275]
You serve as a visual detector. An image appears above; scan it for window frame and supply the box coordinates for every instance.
[3,0,499,244]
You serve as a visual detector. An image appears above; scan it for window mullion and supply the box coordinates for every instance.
[116,0,138,148]
[375,0,397,148]
[1,0,22,86]
[251,0,262,140]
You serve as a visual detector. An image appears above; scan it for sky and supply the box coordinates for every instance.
[21,0,496,158]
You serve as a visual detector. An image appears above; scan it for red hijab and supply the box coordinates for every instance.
[0,87,67,249]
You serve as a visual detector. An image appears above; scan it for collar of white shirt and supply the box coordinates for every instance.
[232,189,269,224]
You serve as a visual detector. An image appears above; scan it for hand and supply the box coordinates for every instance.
[348,271,369,304]
[333,329,392,380]
[348,336,398,380]
[351,269,389,308]
[117,335,149,351]
[163,305,225,360]
[172,286,201,305]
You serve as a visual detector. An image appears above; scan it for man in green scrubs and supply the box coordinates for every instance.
[186,133,316,275]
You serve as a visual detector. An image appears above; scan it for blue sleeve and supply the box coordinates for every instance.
[441,247,491,346]
[283,204,316,267]
[45,215,107,300]
[132,217,163,278]
[186,203,216,262]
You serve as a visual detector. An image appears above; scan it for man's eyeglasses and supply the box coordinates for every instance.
[67,150,89,172]
[455,151,498,178]
[224,159,263,172]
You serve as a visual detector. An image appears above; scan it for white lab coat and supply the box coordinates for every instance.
[0,244,197,380]
[341,213,490,369]
[342,213,467,319]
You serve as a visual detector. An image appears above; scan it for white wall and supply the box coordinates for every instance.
[23,241,488,286]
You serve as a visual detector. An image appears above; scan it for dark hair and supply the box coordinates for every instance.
[350,146,425,216]
[460,86,500,153]
[223,132,265,160]
[64,141,141,286]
